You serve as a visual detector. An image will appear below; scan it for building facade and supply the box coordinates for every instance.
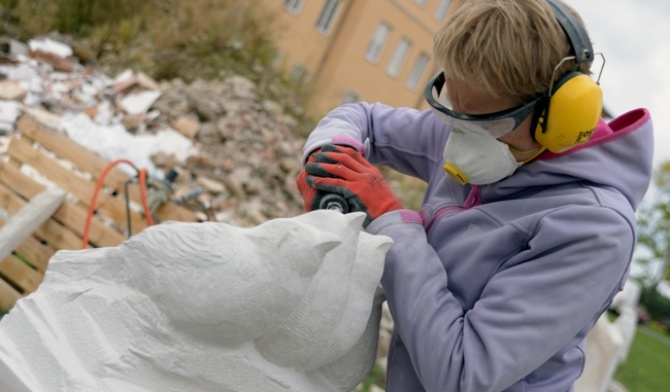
[265,0,461,117]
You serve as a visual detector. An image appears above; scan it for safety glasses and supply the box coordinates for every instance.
[424,72,540,138]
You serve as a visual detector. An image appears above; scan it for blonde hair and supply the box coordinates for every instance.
[433,0,591,101]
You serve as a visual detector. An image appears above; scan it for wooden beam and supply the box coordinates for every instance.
[16,114,133,194]
[16,114,199,223]
[0,254,42,294]
[6,234,53,273]
[7,137,148,233]
[0,162,125,248]
[0,278,21,310]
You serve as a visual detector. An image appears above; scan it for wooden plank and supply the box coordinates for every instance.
[7,137,148,233]
[0,278,22,310]
[16,114,133,194]
[0,254,42,294]
[12,236,53,273]
[17,114,199,223]
[0,183,81,251]
[0,162,125,248]
[155,199,201,223]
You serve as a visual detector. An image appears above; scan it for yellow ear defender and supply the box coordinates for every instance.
[533,0,604,153]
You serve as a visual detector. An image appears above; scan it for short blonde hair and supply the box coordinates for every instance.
[433,0,591,101]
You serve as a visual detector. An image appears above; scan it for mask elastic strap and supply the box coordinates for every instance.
[511,146,547,167]
[509,144,541,155]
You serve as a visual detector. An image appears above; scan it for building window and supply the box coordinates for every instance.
[315,0,341,34]
[365,22,391,63]
[341,90,361,105]
[406,52,430,90]
[284,0,304,15]
[291,64,308,81]
[271,50,284,70]
[435,0,452,21]
[387,38,411,77]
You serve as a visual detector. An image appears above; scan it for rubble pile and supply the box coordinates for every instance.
[155,77,306,225]
[0,34,395,389]
[0,35,307,226]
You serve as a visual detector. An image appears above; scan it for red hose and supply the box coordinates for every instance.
[81,159,153,249]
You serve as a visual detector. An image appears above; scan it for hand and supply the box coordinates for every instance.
[296,147,353,212]
[305,144,403,226]
[296,149,322,211]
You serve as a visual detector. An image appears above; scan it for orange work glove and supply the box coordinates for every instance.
[305,144,403,227]
[296,150,322,212]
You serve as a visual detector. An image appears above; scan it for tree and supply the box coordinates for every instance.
[635,161,670,308]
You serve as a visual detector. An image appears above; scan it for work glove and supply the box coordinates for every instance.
[296,147,357,213]
[305,144,403,227]
[296,149,325,211]
[297,147,351,212]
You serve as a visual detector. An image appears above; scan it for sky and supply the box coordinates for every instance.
[576,1,670,168]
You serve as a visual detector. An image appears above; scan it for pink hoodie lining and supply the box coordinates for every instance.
[400,210,424,224]
[464,185,482,208]
[537,108,649,161]
[424,109,649,235]
[331,136,365,155]
[425,187,481,234]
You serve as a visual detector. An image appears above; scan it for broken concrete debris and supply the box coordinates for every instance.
[0,35,307,227]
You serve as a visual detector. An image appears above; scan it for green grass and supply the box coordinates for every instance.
[357,363,386,392]
[614,326,670,392]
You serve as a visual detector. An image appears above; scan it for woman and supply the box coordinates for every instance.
[296,0,653,390]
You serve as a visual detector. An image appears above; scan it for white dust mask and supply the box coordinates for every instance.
[442,127,518,185]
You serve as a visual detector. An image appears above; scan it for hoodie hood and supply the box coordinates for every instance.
[480,108,654,210]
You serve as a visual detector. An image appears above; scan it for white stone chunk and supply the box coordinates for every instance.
[119,90,161,115]
[27,38,73,58]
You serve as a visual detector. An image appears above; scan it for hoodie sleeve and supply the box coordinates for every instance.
[303,102,448,182]
[366,204,635,392]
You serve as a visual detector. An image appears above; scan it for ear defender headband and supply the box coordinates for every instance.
[532,0,604,153]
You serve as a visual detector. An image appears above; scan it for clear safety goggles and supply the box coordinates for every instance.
[424,72,541,138]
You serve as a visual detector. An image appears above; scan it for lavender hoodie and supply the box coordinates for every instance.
[302,103,654,392]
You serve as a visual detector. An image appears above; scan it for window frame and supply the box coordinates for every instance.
[406,52,431,90]
[290,63,308,81]
[341,90,361,105]
[315,0,342,34]
[365,22,392,63]
[283,0,305,15]
[387,37,412,77]
[435,0,452,21]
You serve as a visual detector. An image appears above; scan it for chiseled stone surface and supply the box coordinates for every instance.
[0,210,392,392]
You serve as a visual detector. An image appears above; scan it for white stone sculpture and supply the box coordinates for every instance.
[575,280,641,392]
[0,210,392,392]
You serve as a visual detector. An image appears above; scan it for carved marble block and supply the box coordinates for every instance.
[0,210,392,392]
